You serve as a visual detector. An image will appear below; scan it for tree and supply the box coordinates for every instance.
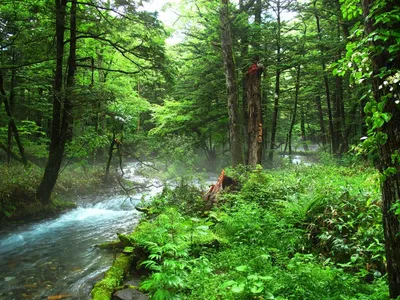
[36,0,75,204]
[361,1,400,296]
[0,71,28,166]
[220,0,244,166]
[246,57,264,165]
[267,0,295,163]
[339,0,400,296]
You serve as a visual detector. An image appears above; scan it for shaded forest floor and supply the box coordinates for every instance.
[114,162,389,299]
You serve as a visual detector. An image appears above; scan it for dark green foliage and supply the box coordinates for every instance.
[132,164,389,299]
[0,163,107,221]
[0,164,42,219]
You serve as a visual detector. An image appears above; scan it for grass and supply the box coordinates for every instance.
[0,162,116,222]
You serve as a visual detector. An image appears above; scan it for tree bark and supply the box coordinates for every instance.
[300,103,308,151]
[220,0,244,166]
[361,0,400,297]
[268,0,281,163]
[105,131,116,181]
[37,0,75,204]
[288,65,301,155]
[246,64,263,165]
[315,95,327,146]
[314,0,336,153]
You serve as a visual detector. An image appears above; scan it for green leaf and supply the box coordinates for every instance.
[235,265,248,272]
[231,283,245,293]
[250,284,264,294]
[221,280,236,289]
[258,275,273,281]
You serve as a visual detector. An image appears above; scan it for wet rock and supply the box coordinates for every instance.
[112,288,148,300]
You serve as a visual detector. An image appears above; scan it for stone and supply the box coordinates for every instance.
[112,288,148,300]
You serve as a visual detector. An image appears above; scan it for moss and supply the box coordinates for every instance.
[97,240,124,250]
[117,233,134,246]
[91,253,133,300]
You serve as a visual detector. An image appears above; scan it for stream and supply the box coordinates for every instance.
[0,163,162,300]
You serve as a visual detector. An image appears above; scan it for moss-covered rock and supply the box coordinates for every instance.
[91,253,133,300]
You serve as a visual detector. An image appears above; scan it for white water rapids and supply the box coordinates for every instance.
[0,163,163,300]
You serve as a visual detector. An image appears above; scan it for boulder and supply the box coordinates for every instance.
[112,288,148,300]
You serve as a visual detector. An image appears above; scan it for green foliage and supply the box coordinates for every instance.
[133,164,388,299]
[0,163,103,221]
[335,0,400,161]
[141,134,201,181]
[55,165,110,196]
[129,208,222,299]
[143,182,205,217]
[0,164,41,219]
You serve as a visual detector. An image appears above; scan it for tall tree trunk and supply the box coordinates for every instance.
[288,65,301,155]
[0,70,28,166]
[315,95,327,146]
[220,0,244,166]
[268,0,281,163]
[361,0,400,297]
[37,0,75,204]
[246,63,263,165]
[314,0,336,153]
[335,0,348,154]
[300,103,309,151]
[105,131,116,181]
[254,0,262,24]
[239,1,249,163]
[335,74,347,154]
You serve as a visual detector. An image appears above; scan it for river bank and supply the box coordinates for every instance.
[0,162,160,299]
[0,163,122,224]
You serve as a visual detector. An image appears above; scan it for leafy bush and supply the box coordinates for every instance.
[0,164,42,219]
[131,164,389,299]
[55,164,108,196]
[138,181,206,217]
[128,208,222,299]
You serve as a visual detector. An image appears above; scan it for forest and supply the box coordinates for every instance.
[0,0,399,299]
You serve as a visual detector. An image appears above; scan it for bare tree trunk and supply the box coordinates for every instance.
[220,0,244,166]
[37,0,76,204]
[268,0,281,163]
[361,0,400,297]
[300,103,308,151]
[0,70,28,166]
[288,65,301,155]
[314,0,336,153]
[105,131,116,181]
[246,64,263,165]
[315,95,327,146]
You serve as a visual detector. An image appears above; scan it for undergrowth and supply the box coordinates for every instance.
[131,163,389,299]
[0,163,114,221]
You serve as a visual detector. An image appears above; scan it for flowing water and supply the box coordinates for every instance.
[0,163,162,300]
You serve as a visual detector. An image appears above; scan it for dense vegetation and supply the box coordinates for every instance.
[121,162,388,299]
[1,0,399,298]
